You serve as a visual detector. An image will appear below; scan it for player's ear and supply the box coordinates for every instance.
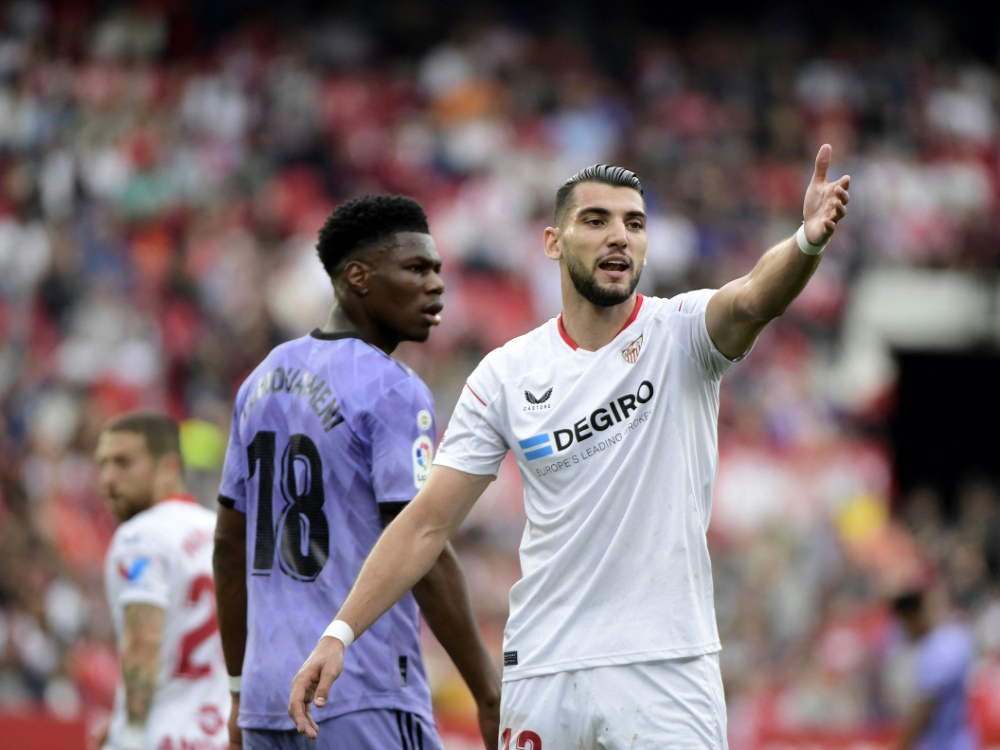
[156,451,185,487]
[343,260,372,296]
[543,226,562,260]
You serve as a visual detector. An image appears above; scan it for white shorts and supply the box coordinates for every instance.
[499,653,728,749]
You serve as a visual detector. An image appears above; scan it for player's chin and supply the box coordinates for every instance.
[603,275,639,300]
[406,325,433,342]
[594,285,634,307]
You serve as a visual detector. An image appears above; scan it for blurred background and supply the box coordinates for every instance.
[0,1,998,748]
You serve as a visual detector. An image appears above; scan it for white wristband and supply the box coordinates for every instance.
[120,724,144,750]
[322,619,356,648]
[228,674,242,693]
[796,223,828,256]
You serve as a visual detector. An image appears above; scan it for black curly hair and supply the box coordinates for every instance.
[553,164,643,227]
[316,194,430,279]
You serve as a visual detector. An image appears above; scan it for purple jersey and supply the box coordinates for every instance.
[913,621,978,750]
[218,331,437,730]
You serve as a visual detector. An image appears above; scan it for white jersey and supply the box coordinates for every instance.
[103,497,230,750]
[435,292,737,681]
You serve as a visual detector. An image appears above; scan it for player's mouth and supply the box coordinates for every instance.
[597,255,631,281]
[422,302,443,326]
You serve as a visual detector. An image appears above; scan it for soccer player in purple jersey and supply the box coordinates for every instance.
[213,194,500,749]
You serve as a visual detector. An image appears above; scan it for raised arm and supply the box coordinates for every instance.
[213,505,247,750]
[288,465,493,738]
[119,602,165,749]
[706,143,851,360]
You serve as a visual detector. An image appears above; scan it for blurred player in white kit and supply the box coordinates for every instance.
[96,411,230,750]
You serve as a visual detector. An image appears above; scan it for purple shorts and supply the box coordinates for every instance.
[242,709,443,750]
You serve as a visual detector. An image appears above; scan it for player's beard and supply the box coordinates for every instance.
[565,250,641,307]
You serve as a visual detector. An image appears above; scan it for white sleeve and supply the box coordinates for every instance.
[107,527,172,610]
[434,355,509,476]
[671,289,745,377]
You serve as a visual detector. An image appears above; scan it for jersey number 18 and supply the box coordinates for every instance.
[247,431,329,582]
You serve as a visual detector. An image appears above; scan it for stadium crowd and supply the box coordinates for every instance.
[0,1,998,746]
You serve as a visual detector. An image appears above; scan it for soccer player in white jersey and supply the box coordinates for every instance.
[289,146,851,748]
[96,411,230,750]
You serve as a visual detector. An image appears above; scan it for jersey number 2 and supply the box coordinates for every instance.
[502,729,542,749]
[175,574,219,678]
[248,431,329,582]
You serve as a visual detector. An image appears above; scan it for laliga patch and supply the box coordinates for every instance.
[621,333,644,364]
[417,409,433,431]
[412,435,433,488]
[118,556,151,582]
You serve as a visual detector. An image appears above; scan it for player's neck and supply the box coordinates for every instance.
[559,294,640,351]
[152,477,189,505]
[322,305,398,355]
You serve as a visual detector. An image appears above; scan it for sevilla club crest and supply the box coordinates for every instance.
[621,334,643,364]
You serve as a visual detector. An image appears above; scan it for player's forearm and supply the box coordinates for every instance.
[707,235,822,359]
[738,235,822,323]
[894,699,935,750]
[413,543,500,709]
[122,657,158,725]
[213,507,248,679]
[334,467,490,641]
[121,604,165,726]
[337,465,493,636]
[336,504,452,637]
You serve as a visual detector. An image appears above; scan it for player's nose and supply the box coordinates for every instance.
[426,269,444,295]
[606,219,629,248]
[99,468,117,493]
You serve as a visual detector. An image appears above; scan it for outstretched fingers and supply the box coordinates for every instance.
[830,177,851,222]
[802,145,851,244]
[812,143,832,186]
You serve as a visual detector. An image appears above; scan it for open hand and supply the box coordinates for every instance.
[802,144,851,246]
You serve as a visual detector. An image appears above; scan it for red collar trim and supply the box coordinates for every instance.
[622,293,644,329]
[557,295,644,351]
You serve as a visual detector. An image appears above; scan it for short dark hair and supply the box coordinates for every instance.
[316,194,430,279]
[103,411,183,468]
[554,164,644,227]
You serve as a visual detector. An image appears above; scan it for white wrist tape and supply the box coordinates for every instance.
[120,724,145,750]
[228,674,242,693]
[796,223,828,256]
[322,619,356,648]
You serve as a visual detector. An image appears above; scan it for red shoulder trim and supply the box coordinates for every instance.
[466,384,487,406]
